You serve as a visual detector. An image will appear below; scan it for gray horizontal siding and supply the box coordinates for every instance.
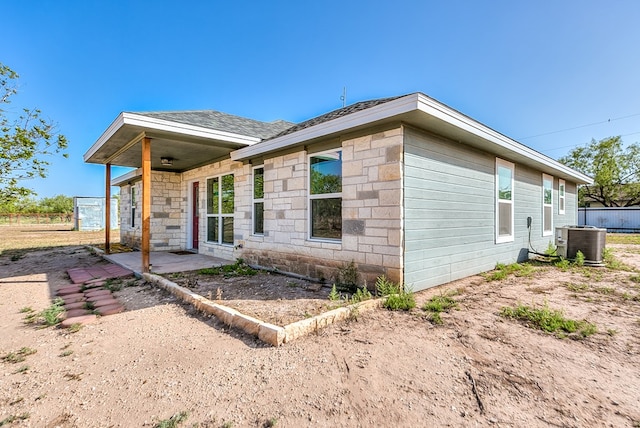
[403,128,578,291]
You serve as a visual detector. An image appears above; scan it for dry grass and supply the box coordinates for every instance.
[0,224,119,255]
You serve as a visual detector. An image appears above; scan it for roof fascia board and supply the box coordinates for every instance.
[414,94,593,184]
[84,112,262,163]
[111,168,142,186]
[232,92,590,184]
[231,94,420,161]
[84,112,126,162]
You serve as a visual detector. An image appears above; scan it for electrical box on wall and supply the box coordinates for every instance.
[555,226,606,264]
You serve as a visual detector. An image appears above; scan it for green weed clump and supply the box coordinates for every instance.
[554,258,571,270]
[602,248,633,271]
[328,284,341,301]
[0,413,30,425]
[155,411,189,428]
[375,275,401,296]
[375,276,415,311]
[1,347,37,364]
[349,287,372,304]
[198,259,257,277]
[41,298,65,326]
[485,263,534,281]
[500,303,597,338]
[422,293,458,324]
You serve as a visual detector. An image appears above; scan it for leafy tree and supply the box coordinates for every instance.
[1,62,68,203]
[38,194,73,213]
[559,136,640,207]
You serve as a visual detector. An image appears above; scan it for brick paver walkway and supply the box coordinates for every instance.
[56,263,134,327]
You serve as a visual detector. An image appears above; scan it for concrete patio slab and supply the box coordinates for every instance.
[103,251,227,275]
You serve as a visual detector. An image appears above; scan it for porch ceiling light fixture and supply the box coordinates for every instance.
[160,157,173,166]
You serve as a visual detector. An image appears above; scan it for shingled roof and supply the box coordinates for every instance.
[266,95,405,141]
[134,110,294,140]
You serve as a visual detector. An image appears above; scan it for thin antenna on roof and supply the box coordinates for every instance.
[340,87,347,108]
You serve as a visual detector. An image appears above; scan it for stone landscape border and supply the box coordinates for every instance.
[142,273,381,346]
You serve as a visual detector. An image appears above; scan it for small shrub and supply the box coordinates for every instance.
[574,250,585,267]
[334,260,359,293]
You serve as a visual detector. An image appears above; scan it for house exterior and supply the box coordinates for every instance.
[84,93,591,291]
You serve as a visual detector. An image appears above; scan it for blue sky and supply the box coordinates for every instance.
[2,1,640,198]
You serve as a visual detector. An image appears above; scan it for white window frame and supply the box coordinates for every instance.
[558,179,566,215]
[308,148,342,242]
[542,174,554,236]
[206,173,235,245]
[252,165,264,236]
[495,158,515,243]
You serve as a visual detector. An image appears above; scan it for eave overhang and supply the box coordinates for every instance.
[84,112,261,172]
[231,93,592,185]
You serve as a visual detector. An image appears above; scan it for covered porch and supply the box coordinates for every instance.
[83,111,268,273]
[104,251,227,275]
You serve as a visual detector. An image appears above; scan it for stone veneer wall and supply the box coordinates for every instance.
[181,158,244,260]
[119,171,185,251]
[239,126,404,286]
[117,127,404,285]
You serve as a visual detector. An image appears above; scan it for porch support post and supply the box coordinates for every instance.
[104,163,111,255]
[142,136,151,273]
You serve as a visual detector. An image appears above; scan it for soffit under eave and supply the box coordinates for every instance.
[85,123,250,171]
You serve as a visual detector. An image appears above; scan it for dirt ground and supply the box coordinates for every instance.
[1,226,639,427]
[166,270,333,326]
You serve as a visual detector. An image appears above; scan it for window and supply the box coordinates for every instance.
[496,158,515,243]
[309,150,342,240]
[558,179,566,215]
[253,166,264,235]
[131,187,136,228]
[543,174,553,236]
[206,174,234,245]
